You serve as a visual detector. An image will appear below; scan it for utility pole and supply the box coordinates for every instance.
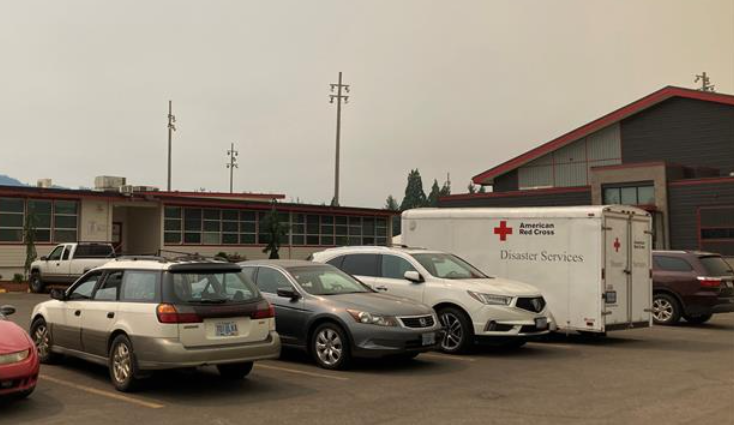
[329,72,350,206]
[695,72,715,92]
[226,142,239,194]
[167,100,176,192]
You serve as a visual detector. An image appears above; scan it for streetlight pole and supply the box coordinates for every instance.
[329,72,350,206]
[167,100,176,192]
[226,142,239,194]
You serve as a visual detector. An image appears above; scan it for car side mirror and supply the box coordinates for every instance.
[0,305,15,316]
[40,256,48,261]
[404,271,423,283]
[50,288,66,301]
[276,287,300,300]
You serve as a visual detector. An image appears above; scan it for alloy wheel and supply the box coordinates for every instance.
[112,343,132,384]
[440,312,463,351]
[315,328,343,367]
[33,324,50,358]
[652,298,674,323]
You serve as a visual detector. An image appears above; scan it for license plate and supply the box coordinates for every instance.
[215,322,239,337]
[422,332,436,346]
[535,317,548,329]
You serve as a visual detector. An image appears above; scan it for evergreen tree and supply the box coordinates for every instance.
[439,179,451,197]
[467,182,477,194]
[478,185,486,193]
[23,211,37,280]
[400,169,428,210]
[261,203,289,259]
[427,179,441,207]
[384,195,400,211]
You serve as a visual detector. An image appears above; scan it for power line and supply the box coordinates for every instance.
[329,72,350,206]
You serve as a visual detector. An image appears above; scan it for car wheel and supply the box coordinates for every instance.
[217,362,254,380]
[437,307,474,354]
[109,335,142,392]
[652,293,681,325]
[311,323,351,370]
[30,318,59,364]
[684,313,713,325]
[29,273,44,294]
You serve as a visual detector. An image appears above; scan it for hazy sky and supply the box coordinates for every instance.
[1,0,732,208]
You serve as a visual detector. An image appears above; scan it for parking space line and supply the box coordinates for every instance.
[256,364,350,381]
[40,374,165,409]
[420,353,477,362]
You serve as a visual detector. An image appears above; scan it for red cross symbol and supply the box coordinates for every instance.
[613,237,621,252]
[494,221,513,242]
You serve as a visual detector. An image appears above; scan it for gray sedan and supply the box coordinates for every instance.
[240,260,442,370]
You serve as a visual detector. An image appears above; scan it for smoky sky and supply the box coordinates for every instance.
[1,0,732,207]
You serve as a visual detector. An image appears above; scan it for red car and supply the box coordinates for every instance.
[0,305,39,399]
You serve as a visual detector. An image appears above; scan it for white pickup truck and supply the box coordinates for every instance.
[29,243,116,293]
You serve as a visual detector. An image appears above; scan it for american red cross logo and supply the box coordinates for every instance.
[613,237,621,252]
[494,221,513,242]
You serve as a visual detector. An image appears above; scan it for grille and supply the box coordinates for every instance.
[399,315,435,329]
[516,297,546,313]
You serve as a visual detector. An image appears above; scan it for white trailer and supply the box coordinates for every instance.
[402,206,653,333]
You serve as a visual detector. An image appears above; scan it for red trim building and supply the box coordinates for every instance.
[440,86,734,255]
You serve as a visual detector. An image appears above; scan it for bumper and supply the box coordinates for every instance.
[470,304,555,339]
[712,300,734,314]
[133,332,281,370]
[0,354,40,397]
[684,293,734,316]
[349,324,444,358]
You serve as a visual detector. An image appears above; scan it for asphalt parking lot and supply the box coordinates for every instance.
[1,293,732,425]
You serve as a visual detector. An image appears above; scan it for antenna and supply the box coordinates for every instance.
[226,142,239,193]
[329,72,351,206]
[694,72,715,92]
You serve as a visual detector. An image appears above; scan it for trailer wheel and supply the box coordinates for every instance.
[652,293,681,325]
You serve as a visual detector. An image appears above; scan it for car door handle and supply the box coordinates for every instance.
[375,286,388,291]
[107,312,115,319]
[74,310,81,317]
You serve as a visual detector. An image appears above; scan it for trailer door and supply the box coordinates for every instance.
[603,214,631,328]
[629,215,652,325]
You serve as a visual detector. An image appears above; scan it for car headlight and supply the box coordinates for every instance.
[468,291,513,306]
[347,310,398,327]
[0,349,30,365]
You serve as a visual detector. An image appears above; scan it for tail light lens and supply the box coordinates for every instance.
[252,300,275,319]
[697,277,722,289]
[156,303,202,324]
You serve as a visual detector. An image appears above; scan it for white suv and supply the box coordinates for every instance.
[30,257,281,391]
[311,247,553,353]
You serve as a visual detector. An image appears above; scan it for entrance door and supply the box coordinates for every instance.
[604,214,631,327]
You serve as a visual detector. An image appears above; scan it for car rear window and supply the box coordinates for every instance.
[653,256,693,272]
[74,244,115,258]
[168,271,259,304]
[699,256,734,276]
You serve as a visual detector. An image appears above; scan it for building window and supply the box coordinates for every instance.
[602,184,655,205]
[53,200,79,242]
[0,198,78,243]
[28,200,53,242]
[699,206,734,256]
[0,198,24,242]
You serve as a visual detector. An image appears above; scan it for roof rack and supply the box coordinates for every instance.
[114,255,169,263]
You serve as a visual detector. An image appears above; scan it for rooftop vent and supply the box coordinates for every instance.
[37,179,53,188]
[94,176,126,191]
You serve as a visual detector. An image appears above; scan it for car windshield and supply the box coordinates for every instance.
[171,271,259,304]
[699,256,734,276]
[411,253,488,280]
[288,266,372,296]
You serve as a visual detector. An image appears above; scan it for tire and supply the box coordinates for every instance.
[29,272,45,294]
[311,323,351,370]
[437,306,474,354]
[109,335,142,392]
[30,318,59,364]
[217,362,254,380]
[652,293,682,325]
[684,313,713,325]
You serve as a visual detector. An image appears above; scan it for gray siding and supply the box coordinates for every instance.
[439,188,591,208]
[621,98,734,175]
[668,181,734,255]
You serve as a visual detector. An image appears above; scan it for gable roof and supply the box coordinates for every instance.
[472,86,734,185]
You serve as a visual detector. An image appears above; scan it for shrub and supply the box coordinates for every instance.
[12,273,24,284]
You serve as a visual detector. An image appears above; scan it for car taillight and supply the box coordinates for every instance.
[156,303,202,324]
[252,300,275,319]
[697,277,722,288]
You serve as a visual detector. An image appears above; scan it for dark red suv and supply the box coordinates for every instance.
[652,251,734,325]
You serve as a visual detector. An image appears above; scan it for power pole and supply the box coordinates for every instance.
[695,72,715,92]
[167,100,176,191]
[329,72,350,206]
[226,142,239,194]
